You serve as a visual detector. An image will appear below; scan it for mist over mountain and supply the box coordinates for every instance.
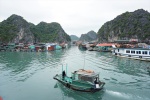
[79,30,97,42]
[70,35,79,41]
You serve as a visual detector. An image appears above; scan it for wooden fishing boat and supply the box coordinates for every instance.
[78,43,87,50]
[53,68,105,92]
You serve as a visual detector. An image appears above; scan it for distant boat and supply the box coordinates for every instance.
[86,42,97,51]
[112,45,150,61]
[53,65,105,92]
[59,42,68,49]
[78,43,87,50]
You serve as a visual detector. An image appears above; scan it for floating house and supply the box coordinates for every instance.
[96,43,113,52]
[6,43,16,51]
[55,45,62,50]
[35,43,46,52]
[28,45,35,51]
[45,43,55,51]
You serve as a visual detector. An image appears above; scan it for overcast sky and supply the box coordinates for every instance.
[0,0,150,37]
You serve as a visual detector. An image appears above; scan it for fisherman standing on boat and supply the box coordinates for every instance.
[62,70,66,79]
[94,77,98,84]
[94,77,100,89]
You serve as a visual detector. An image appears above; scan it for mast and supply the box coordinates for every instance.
[66,64,67,75]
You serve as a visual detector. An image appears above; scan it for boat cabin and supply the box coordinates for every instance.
[71,69,100,84]
[113,48,150,56]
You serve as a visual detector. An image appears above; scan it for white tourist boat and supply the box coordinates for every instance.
[112,45,150,61]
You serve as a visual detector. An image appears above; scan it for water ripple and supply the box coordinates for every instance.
[0,47,150,100]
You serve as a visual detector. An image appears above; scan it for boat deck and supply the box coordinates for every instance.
[55,74,93,88]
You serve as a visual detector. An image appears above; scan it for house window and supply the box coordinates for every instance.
[126,50,130,53]
[131,51,135,54]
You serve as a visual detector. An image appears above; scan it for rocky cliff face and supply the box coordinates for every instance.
[0,14,34,43]
[0,14,71,43]
[79,30,97,42]
[97,9,150,43]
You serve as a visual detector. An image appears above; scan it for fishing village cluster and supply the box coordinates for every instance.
[0,42,69,52]
[77,39,150,61]
[1,38,150,62]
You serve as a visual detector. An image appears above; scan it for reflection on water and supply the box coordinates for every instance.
[0,50,66,83]
[0,46,150,100]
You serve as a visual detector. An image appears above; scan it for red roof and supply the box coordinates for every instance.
[97,43,113,46]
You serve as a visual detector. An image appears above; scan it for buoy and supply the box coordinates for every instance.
[0,96,3,100]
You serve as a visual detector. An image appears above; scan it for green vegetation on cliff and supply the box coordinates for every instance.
[0,14,34,43]
[30,22,70,43]
[0,15,20,42]
[0,14,71,43]
[0,21,17,42]
[97,9,150,43]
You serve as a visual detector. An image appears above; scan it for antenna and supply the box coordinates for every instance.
[62,64,63,72]
[66,64,67,75]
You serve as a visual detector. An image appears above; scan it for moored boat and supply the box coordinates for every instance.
[112,45,150,61]
[78,43,87,50]
[53,67,105,92]
[86,42,97,51]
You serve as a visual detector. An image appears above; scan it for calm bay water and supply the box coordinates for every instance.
[0,46,150,100]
